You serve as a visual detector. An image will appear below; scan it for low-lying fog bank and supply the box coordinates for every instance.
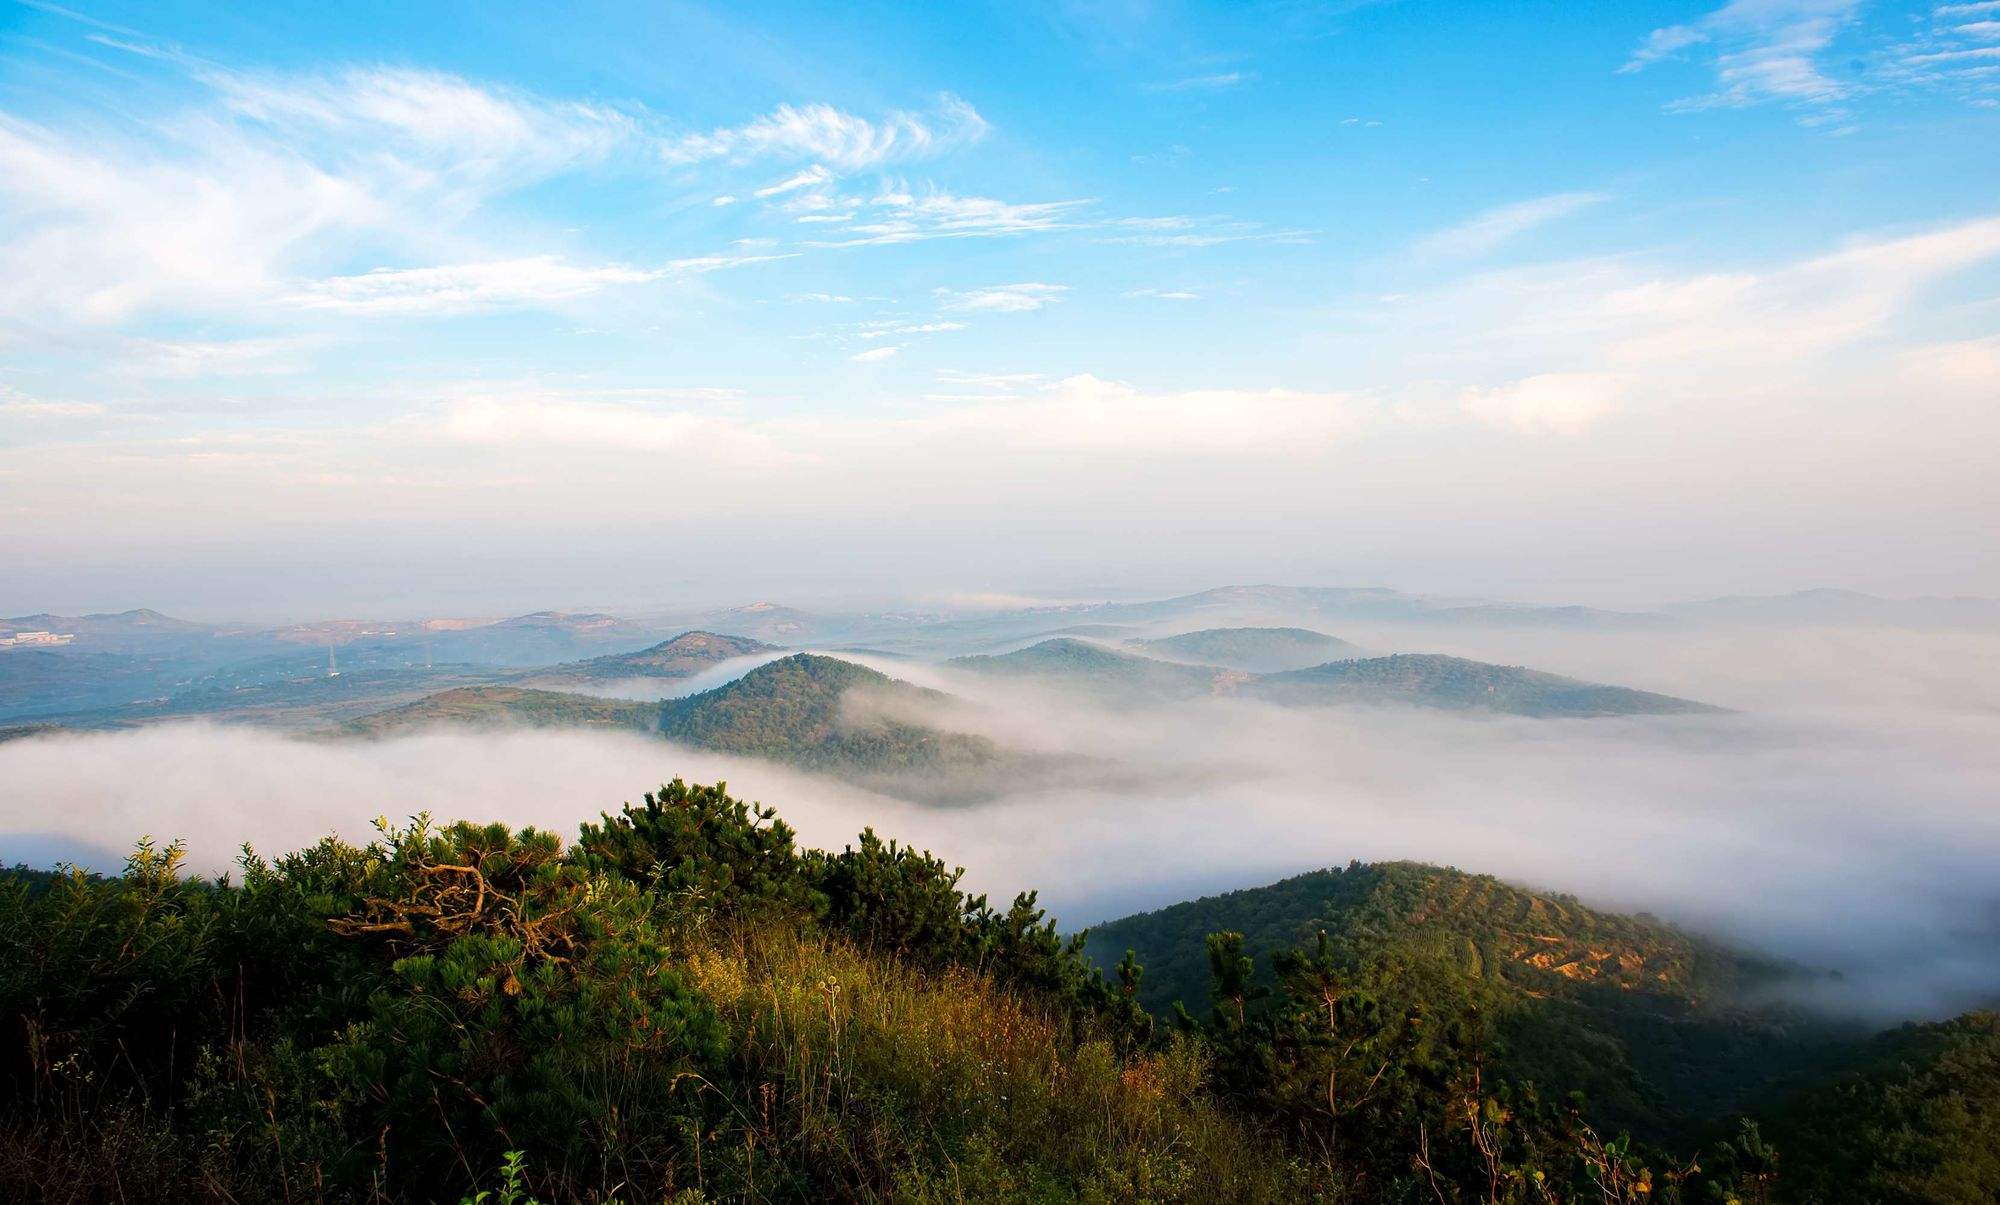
[4,625,1997,1025]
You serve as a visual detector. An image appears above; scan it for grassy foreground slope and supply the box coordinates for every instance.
[0,784,1299,1203]
[0,781,1978,1203]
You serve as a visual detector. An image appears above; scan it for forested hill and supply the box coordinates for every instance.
[1134,626,1362,672]
[340,686,658,737]
[1085,860,1838,1141]
[523,629,778,684]
[948,640,1715,716]
[1086,861,1768,1015]
[656,653,1032,800]
[946,637,1241,700]
[1248,653,1718,717]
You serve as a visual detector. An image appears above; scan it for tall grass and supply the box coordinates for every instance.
[680,922,1319,1202]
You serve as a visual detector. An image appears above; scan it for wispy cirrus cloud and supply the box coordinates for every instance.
[1413,191,1608,261]
[661,93,988,172]
[937,283,1069,313]
[1621,0,1861,110]
[1147,71,1250,92]
[286,251,791,317]
[807,188,1092,246]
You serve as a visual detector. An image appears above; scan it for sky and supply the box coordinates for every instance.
[2,0,1997,619]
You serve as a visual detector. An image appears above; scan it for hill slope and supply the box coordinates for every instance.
[1249,653,1717,717]
[947,638,1239,701]
[342,686,659,737]
[1085,860,1836,1140]
[657,654,1025,800]
[1134,626,1360,672]
[524,630,779,684]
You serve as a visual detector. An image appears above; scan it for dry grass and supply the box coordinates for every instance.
[681,922,1316,1202]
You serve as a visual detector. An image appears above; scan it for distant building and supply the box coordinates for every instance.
[0,630,74,647]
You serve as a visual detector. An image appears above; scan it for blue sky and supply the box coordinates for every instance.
[2,0,1998,617]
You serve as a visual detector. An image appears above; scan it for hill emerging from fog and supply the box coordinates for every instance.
[341,686,659,737]
[946,638,1242,701]
[1085,860,1835,1140]
[1248,653,1718,717]
[1132,626,1361,673]
[523,630,779,685]
[657,654,1036,801]
[949,640,1713,717]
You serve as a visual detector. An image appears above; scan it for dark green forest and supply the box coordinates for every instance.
[2,781,1994,1203]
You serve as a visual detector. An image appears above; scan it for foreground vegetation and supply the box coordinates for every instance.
[1,781,1993,1202]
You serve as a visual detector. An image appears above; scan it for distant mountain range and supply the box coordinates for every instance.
[10,581,1989,730]
[951,637,1715,717]
[1248,652,1719,717]
[1662,587,2000,628]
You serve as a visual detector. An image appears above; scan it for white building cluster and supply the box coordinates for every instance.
[1,630,75,647]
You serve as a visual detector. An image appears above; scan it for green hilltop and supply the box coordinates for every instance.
[949,639,1716,717]
[657,653,1034,801]
[522,630,779,685]
[1085,860,1838,1142]
[947,637,1242,701]
[1248,653,1719,717]
[340,685,659,737]
[1135,625,1363,672]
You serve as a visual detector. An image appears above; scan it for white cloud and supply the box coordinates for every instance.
[926,373,1362,455]
[1149,71,1249,92]
[1098,215,1314,248]
[405,392,793,467]
[858,320,966,339]
[1620,24,1710,71]
[205,65,635,191]
[1414,192,1607,260]
[811,188,1091,246]
[0,66,640,326]
[1401,215,2000,373]
[1460,373,1627,434]
[1623,0,1861,109]
[121,336,319,377]
[849,345,900,363]
[0,385,106,420]
[711,195,738,206]
[754,164,834,197]
[289,256,663,315]
[937,283,1069,313]
[1124,287,1200,300]
[287,251,791,316]
[661,93,988,171]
